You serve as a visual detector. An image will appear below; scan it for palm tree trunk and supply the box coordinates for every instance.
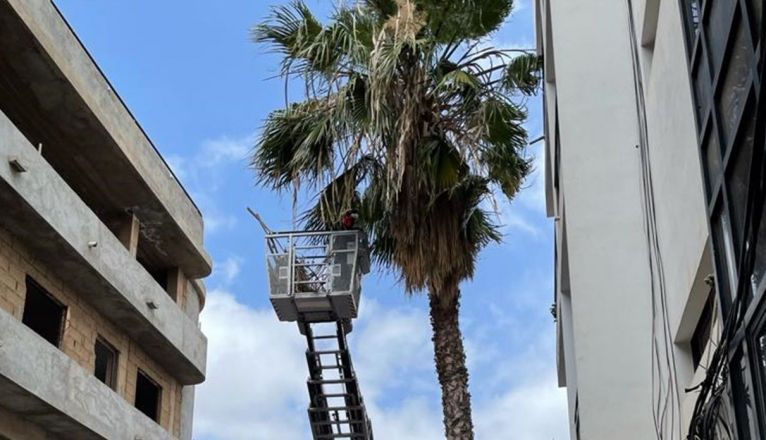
[429,290,474,439]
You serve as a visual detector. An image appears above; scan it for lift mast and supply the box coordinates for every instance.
[256,211,373,439]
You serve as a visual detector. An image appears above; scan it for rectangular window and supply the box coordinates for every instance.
[22,276,66,347]
[135,370,162,423]
[691,292,715,369]
[682,0,701,40]
[137,243,169,292]
[94,337,118,390]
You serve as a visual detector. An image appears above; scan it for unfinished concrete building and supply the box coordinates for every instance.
[0,0,211,438]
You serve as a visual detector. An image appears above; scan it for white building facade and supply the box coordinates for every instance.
[537,0,766,438]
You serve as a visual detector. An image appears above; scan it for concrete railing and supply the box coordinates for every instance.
[0,307,175,440]
[0,109,206,384]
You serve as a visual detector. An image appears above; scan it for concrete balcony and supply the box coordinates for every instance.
[0,109,206,384]
[0,307,175,439]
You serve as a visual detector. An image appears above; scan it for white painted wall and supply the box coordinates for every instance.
[641,0,712,416]
[550,0,655,437]
[539,0,711,437]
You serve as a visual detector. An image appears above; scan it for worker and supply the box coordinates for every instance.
[341,209,359,230]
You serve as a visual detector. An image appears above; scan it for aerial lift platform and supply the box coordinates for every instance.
[255,210,374,440]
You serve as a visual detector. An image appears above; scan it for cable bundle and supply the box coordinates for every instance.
[626,0,683,437]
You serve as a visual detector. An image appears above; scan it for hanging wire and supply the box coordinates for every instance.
[625,0,682,438]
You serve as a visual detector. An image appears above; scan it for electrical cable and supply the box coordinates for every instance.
[625,0,683,438]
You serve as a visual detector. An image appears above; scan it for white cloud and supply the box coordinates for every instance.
[500,208,542,236]
[367,397,443,440]
[194,290,309,440]
[201,135,251,166]
[193,291,569,440]
[475,373,569,440]
[487,194,543,238]
[165,154,188,181]
[203,211,239,234]
[215,256,243,285]
[169,133,253,236]
[192,191,239,234]
[171,134,252,181]
[352,300,445,439]
[352,300,434,398]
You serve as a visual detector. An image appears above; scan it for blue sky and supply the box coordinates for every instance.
[54,1,566,438]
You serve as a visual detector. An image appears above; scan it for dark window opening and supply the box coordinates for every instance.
[135,370,162,423]
[682,0,701,39]
[147,268,168,291]
[137,255,169,291]
[692,292,715,370]
[94,337,118,390]
[689,0,701,27]
[746,0,762,43]
[726,96,757,254]
[22,276,65,348]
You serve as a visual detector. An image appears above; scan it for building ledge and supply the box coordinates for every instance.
[0,109,206,384]
[0,308,175,440]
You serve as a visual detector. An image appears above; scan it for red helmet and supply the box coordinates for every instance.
[341,210,359,229]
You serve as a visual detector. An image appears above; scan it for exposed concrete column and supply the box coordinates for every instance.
[185,280,205,320]
[166,268,186,304]
[115,213,140,257]
[179,385,196,440]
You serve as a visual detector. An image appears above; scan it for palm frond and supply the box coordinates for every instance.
[301,155,381,230]
[502,53,543,95]
[475,98,531,198]
[455,175,502,248]
[344,74,371,127]
[420,0,515,42]
[364,0,398,19]
[252,1,322,71]
[360,175,397,268]
[417,136,467,196]
[465,206,502,247]
[299,7,378,76]
[436,69,482,92]
[252,99,340,190]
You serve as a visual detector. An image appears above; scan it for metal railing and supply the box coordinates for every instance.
[266,230,362,298]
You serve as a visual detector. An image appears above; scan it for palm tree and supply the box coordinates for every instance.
[251,1,539,437]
